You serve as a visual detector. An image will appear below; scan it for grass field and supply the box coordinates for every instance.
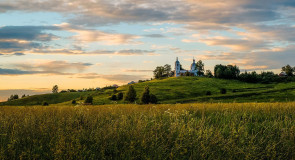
[2,77,295,106]
[1,103,295,159]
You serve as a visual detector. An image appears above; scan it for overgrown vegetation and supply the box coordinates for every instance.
[1,103,295,159]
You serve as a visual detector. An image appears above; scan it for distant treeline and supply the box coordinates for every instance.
[153,63,295,83]
[214,64,295,83]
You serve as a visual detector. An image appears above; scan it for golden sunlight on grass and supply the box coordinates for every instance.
[1,103,295,159]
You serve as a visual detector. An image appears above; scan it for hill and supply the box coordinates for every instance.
[1,77,295,106]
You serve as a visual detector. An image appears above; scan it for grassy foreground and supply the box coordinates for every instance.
[1,103,295,159]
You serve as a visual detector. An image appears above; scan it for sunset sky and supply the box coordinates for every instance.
[0,0,295,100]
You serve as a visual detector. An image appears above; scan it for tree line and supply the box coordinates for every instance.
[153,61,295,83]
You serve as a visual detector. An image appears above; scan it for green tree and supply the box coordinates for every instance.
[196,60,205,76]
[117,92,123,100]
[163,64,172,77]
[153,66,165,79]
[205,70,213,78]
[52,85,59,93]
[110,95,117,101]
[282,64,294,76]
[141,86,150,104]
[124,85,137,103]
[84,96,93,104]
[150,94,158,104]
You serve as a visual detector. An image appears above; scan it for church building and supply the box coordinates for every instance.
[174,57,198,77]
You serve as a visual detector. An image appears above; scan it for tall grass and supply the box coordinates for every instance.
[1,103,295,159]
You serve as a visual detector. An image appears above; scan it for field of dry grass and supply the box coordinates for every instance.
[1,103,295,159]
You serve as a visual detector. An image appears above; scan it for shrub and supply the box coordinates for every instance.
[42,102,49,106]
[141,86,150,104]
[150,94,158,104]
[84,96,93,104]
[220,88,227,94]
[206,91,212,95]
[117,92,123,100]
[110,95,117,101]
[124,85,137,103]
[72,100,76,104]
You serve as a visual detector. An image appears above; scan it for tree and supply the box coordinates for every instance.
[110,95,117,101]
[117,92,123,100]
[8,94,19,101]
[124,85,137,103]
[141,86,150,104]
[153,66,165,79]
[163,64,172,77]
[52,85,59,93]
[214,64,240,79]
[196,60,205,76]
[84,96,93,104]
[205,70,213,78]
[21,94,26,98]
[282,64,294,76]
[42,101,49,106]
[150,94,158,104]
[220,88,227,94]
[13,94,19,100]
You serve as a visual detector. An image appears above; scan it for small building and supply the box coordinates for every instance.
[95,87,101,91]
[175,57,198,77]
[279,71,287,77]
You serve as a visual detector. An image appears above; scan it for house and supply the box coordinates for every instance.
[174,57,198,77]
[279,71,287,77]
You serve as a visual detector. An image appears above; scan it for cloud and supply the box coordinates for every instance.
[0,26,59,41]
[144,34,166,38]
[0,60,93,76]
[197,45,295,70]
[1,0,293,26]
[76,73,149,83]
[15,60,93,73]
[28,48,155,56]
[0,40,41,53]
[13,52,25,56]
[122,69,153,72]
[0,68,40,75]
[57,23,141,45]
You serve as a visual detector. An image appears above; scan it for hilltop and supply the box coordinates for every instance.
[1,77,295,106]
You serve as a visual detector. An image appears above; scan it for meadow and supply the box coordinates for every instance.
[1,103,295,159]
[2,77,295,106]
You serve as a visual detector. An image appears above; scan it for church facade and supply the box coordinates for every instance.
[175,57,198,77]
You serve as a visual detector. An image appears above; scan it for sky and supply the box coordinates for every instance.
[0,0,295,101]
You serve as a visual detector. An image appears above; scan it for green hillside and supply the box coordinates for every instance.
[2,77,295,106]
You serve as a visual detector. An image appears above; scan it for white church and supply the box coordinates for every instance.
[174,57,198,77]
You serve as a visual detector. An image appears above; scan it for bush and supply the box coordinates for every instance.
[117,92,123,100]
[110,95,117,101]
[220,88,227,94]
[124,85,137,103]
[84,96,93,104]
[206,91,212,95]
[141,86,150,104]
[72,100,76,105]
[42,102,49,106]
[150,94,158,104]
